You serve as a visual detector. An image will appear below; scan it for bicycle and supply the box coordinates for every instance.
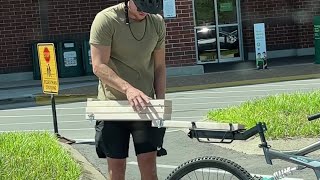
[165,112,320,180]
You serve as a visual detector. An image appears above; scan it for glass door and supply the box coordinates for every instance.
[194,0,218,63]
[193,0,242,64]
[217,0,241,62]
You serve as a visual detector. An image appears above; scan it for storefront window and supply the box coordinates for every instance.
[194,0,242,63]
[196,27,218,62]
[217,0,237,24]
[194,0,215,26]
[219,26,240,58]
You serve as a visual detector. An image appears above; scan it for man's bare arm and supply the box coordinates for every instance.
[153,48,166,99]
[91,44,132,93]
[91,44,150,110]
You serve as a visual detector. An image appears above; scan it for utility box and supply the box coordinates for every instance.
[314,16,320,64]
[82,40,93,75]
[31,43,41,80]
[56,41,84,78]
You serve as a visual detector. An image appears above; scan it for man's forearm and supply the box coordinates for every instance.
[154,66,166,99]
[94,63,132,94]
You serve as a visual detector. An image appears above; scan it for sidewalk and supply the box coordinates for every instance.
[1,56,320,106]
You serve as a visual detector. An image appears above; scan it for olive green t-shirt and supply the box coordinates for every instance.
[90,3,166,100]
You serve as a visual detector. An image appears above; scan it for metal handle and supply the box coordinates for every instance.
[308,113,320,121]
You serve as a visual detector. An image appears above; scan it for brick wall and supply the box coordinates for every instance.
[164,0,196,66]
[294,0,320,48]
[2,0,318,75]
[0,0,195,75]
[241,0,320,53]
[0,0,41,74]
[46,0,114,40]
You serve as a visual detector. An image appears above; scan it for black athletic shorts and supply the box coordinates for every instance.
[95,120,166,159]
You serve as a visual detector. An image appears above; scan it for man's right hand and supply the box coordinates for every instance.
[125,86,151,112]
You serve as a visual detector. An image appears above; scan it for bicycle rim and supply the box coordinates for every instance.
[166,156,254,180]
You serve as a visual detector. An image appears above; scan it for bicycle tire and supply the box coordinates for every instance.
[165,156,254,180]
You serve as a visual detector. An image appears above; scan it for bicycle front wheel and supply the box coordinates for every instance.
[166,156,254,180]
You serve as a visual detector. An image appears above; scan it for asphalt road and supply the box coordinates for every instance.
[2,79,320,179]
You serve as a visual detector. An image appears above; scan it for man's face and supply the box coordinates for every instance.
[128,0,148,20]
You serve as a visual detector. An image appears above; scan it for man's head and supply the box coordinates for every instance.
[127,0,147,20]
[132,0,162,14]
[126,0,162,20]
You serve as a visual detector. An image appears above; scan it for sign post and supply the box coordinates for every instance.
[37,43,60,134]
[254,23,268,69]
[37,43,74,144]
[314,16,320,64]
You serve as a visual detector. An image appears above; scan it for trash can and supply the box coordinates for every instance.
[31,43,41,80]
[314,16,320,64]
[56,41,84,78]
[82,40,93,75]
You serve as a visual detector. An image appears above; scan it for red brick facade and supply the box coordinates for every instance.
[0,0,318,74]
[241,0,320,52]
[164,0,196,66]
[0,1,41,74]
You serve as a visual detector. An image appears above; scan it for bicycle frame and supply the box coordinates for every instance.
[188,122,320,179]
[265,146,320,179]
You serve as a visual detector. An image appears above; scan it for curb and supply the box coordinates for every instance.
[0,77,98,91]
[34,94,96,105]
[166,73,320,93]
[0,96,36,105]
[59,142,107,180]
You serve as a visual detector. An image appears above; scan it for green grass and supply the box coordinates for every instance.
[0,132,81,180]
[207,90,320,139]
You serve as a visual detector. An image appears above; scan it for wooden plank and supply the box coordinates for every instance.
[86,106,172,114]
[86,113,172,121]
[86,99,172,107]
[151,120,245,131]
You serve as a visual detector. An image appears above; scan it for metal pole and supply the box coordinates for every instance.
[51,94,59,135]
[50,94,75,144]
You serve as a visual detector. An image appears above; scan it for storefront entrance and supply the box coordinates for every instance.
[193,0,243,64]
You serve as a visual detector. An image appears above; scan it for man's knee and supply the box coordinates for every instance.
[138,151,156,159]
[137,152,158,180]
[137,151,157,168]
[107,158,126,178]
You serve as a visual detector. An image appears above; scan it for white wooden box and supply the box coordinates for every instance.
[85,98,245,131]
[86,98,172,121]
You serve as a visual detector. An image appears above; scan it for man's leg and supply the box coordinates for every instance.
[107,158,127,180]
[130,122,166,180]
[136,151,158,180]
[95,121,130,180]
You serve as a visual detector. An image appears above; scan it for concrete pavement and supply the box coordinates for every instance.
[1,55,320,179]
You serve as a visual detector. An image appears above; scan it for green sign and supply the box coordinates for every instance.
[314,25,320,40]
[220,2,233,12]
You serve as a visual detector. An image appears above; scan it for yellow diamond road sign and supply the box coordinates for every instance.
[37,43,59,94]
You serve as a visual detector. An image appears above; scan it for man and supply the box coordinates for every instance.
[89,0,166,179]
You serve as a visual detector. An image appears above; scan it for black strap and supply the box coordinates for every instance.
[124,0,129,24]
